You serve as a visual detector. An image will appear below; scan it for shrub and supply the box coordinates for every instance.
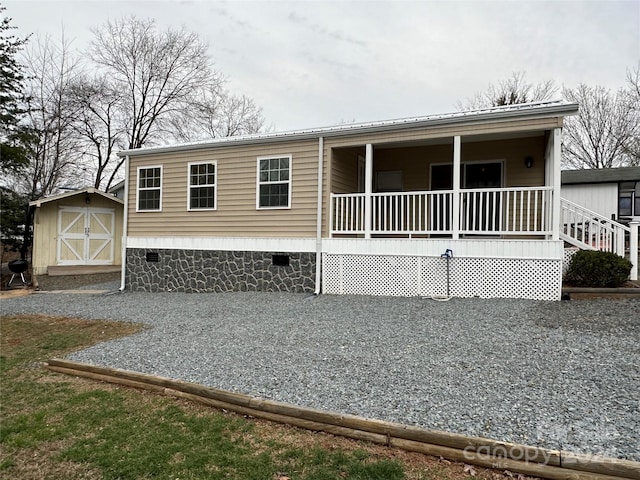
[564,250,632,288]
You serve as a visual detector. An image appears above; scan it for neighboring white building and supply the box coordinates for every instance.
[561,167,640,224]
[108,180,126,200]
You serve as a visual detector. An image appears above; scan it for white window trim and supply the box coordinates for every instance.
[136,165,163,212]
[256,155,292,210]
[187,161,217,211]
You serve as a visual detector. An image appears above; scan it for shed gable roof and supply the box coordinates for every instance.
[29,187,124,207]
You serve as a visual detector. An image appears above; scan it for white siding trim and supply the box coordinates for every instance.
[127,236,563,259]
[127,236,316,252]
[322,238,563,260]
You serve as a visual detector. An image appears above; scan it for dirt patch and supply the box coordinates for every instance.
[0,288,32,298]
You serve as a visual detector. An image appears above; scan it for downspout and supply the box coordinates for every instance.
[314,136,324,295]
[119,155,130,292]
[30,206,39,288]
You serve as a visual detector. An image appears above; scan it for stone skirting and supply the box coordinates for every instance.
[126,248,316,293]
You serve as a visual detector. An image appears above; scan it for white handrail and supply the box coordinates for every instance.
[560,197,629,256]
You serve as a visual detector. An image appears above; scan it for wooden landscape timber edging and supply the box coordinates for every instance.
[46,358,640,480]
[561,287,640,296]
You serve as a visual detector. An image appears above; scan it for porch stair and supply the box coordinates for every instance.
[559,197,629,256]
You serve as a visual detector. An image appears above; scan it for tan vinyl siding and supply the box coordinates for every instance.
[331,147,362,193]
[127,139,320,238]
[332,136,545,193]
[375,144,453,191]
[462,136,546,187]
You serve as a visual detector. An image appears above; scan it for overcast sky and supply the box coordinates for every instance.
[4,0,640,132]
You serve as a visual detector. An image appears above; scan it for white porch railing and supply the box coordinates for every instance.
[560,197,629,256]
[371,191,454,234]
[331,191,453,235]
[331,193,367,234]
[330,186,553,236]
[460,187,552,235]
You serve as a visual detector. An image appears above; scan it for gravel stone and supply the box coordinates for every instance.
[2,290,638,461]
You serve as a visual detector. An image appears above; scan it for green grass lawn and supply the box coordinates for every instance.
[0,313,500,480]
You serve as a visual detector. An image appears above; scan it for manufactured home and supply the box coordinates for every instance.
[117,101,638,301]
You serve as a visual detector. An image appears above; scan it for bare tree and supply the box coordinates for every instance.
[18,33,82,197]
[457,71,558,110]
[90,17,221,149]
[562,83,639,169]
[622,64,640,165]
[14,16,269,197]
[205,92,266,138]
[169,85,267,142]
[67,74,124,190]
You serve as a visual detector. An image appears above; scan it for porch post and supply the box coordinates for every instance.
[630,220,639,281]
[544,133,552,239]
[364,143,373,239]
[551,128,562,241]
[452,136,461,239]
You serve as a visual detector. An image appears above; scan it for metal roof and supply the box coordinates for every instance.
[561,166,640,185]
[118,100,578,157]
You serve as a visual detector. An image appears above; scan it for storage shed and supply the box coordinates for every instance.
[29,188,124,276]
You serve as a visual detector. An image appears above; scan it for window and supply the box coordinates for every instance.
[257,156,291,209]
[619,192,632,217]
[137,166,162,211]
[619,181,640,218]
[430,164,453,190]
[188,162,216,210]
[376,171,403,192]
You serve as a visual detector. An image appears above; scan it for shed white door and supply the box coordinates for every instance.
[57,207,115,265]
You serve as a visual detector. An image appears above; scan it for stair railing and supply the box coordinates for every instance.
[560,197,629,256]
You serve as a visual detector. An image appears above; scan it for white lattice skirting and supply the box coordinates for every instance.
[563,247,580,274]
[322,254,562,301]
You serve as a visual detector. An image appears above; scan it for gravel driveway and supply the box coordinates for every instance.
[2,290,639,461]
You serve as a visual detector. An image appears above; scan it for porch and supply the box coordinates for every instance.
[327,128,563,241]
[321,124,638,300]
[323,129,565,300]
